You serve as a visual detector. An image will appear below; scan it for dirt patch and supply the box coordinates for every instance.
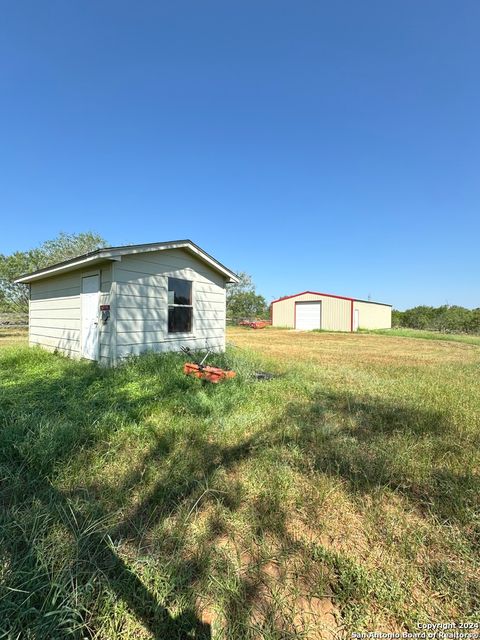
[206,531,343,638]
[293,596,340,640]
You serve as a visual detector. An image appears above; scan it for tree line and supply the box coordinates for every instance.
[392,305,480,334]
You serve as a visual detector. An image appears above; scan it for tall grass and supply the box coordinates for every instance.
[1,332,479,638]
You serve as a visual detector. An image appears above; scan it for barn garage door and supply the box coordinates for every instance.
[295,301,321,330]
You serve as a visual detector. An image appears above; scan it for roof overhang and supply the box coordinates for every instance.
[14,240,240,284]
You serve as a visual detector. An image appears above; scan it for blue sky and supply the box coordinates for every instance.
[1,1,479,309]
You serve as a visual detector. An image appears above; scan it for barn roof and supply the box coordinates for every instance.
[270,291,391,307]
[15,240,239,284]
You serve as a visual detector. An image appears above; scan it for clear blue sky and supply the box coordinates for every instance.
[1,1,479,309]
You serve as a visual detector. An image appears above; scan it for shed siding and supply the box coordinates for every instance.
[29,263,112,360]
[272,293,351,331]
[30,271,81,356]
[353,301,391,329]
[98,264,113,365]
[113,249,227,359]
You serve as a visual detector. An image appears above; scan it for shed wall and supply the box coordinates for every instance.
[272,293,351,331]
[113,249,226,359]
[353,301,391,329]
[29,263,112,361]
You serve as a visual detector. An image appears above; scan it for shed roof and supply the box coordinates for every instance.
[271,291,391,307]
[15,240,239,284]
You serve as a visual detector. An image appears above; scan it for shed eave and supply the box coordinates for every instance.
[14,254,118,283]
[14,239,239,284]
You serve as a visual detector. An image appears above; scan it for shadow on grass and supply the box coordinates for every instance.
[1,348,479,636]
[1,472,211,639]
[0,351,220,638]
[280,390,480,528]
[0,347,269,637]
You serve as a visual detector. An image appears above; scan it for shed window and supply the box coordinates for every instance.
[168,277,192,333]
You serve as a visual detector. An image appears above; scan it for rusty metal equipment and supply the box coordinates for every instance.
[181,346,236,384]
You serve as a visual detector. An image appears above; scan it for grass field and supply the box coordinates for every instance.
[359,326,480,346]
[0,326,28,347]
[1,326,479,638]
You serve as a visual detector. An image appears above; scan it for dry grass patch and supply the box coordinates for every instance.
[227,327,480,368]
[0,326,28,348]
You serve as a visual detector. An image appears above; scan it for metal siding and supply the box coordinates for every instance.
[353,301,392,329]
[272,293,351,331]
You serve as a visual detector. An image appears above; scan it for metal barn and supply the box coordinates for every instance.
[270,291,391,331]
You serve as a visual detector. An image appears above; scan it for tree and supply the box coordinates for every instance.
[391,309,404,327]
[468,308,480,334]
[226,271,268,320]
[0,232,107,312]
[226,272,254,306]
[227,290,269,320]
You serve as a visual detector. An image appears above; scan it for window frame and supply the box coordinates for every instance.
[167,277,193,334]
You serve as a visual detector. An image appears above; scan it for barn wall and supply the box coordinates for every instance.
[353,301,392,329]
[113,249,227,359]
[271,293,351,331]
[29,263,112,361]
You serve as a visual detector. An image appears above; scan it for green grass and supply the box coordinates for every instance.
[1,329,480,638]
[359,326,480,345]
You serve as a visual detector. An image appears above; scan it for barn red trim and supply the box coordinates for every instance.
[271,290,356,332]
[271,290,354,305]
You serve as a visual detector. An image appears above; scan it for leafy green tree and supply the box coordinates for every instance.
[433,305,471,332]
[226,272,253,302]
[391,309,404,327]
[227,290,268,320]
[468,308,480,334]
[402,306,435,329]
[0,232,107,312]
[226,271,268,320]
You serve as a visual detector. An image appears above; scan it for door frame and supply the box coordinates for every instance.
[353,308,360,332]
[80,272,101,360]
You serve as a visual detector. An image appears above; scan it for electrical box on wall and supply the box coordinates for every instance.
[100,304,110,323]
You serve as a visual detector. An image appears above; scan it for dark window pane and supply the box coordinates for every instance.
[168,277,192,305]
[168,307,192,333]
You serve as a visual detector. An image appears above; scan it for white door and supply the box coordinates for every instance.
[81,275,100,360]
[295,301,321,330]
[353,309,359,332]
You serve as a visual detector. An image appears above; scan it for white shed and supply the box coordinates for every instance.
[15,240,239,365]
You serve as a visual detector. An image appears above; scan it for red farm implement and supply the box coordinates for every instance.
[238,320,270,329]
[181,346,236,384]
